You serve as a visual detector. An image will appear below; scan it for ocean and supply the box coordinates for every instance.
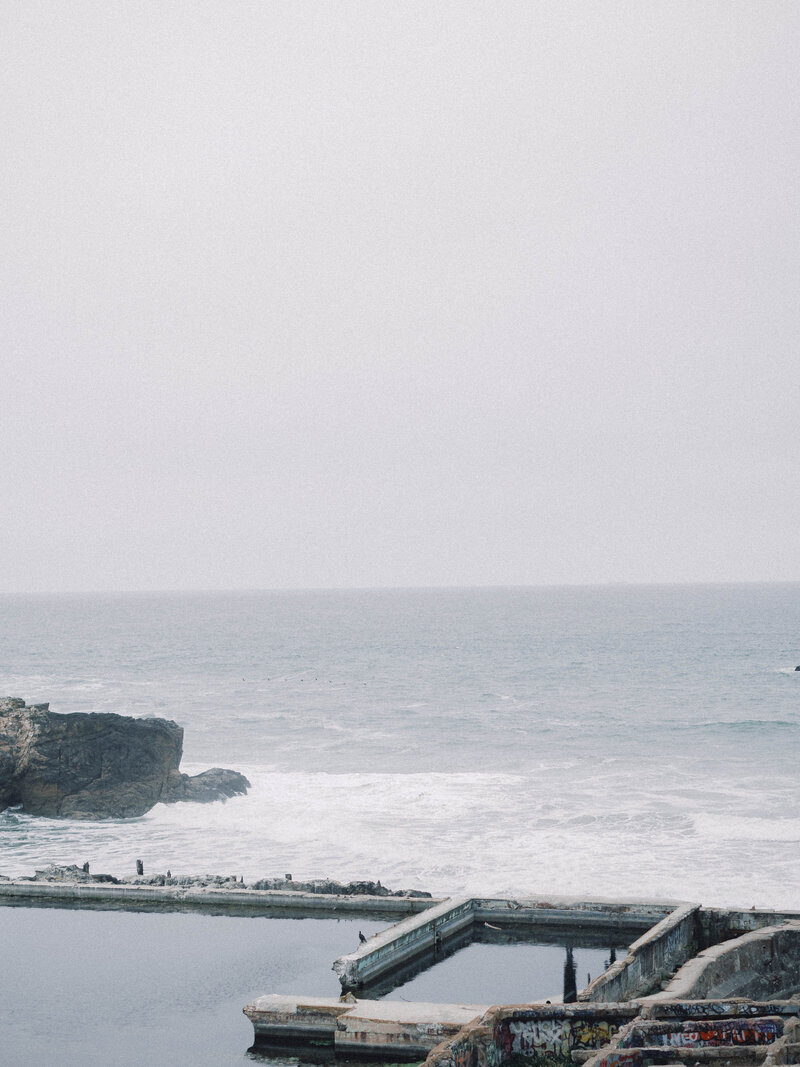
[1,584,799,908]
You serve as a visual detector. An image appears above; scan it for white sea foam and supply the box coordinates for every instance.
[2,586,799,910]
[691,812,800,843]
[3,765,799,909]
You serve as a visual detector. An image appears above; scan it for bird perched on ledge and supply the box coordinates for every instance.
[359,931,367,944]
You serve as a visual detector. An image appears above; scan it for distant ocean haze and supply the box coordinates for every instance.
[1,584,799,907]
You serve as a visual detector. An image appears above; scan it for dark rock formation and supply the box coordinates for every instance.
[164,766,250,804]
[0,697,249,819]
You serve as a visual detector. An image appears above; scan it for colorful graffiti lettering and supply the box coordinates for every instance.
[589,1053,646,1067]
[571,1020,616,1050]
[622,1018,782,1048]
[494,1017,619,1059]
[660,1001,794,1018]
[450,1029,502,1067]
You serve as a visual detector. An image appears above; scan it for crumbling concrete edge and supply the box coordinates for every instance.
[579,903,702,1003]
[647,921,800,1002]
[473,896,677,930]
[0,878,442,917]
[425,1000,800,1067]
[244,994,491,1059]
[332,895,683,993]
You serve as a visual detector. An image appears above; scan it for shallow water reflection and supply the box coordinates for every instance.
[0,906,384,1067]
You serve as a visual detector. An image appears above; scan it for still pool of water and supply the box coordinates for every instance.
[383,940,616,1005]
[1,905,622,1065]
[0,907,385,1067]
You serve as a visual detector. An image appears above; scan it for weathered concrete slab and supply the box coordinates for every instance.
[580,904,702,1003]
[243,994,487,1059]
[238,895,800,1064]
[640,1001,800,1020]
[334,896,473,990]
[336,999,488,1057]
[584,1046,776,1066]
[427,1001,800,1067]
[0,878,437,917]
[333,895,687,995]
[244,994,352,1045]
[617,1016,786,1048]
[474,897,679,933]
[649,923,800,1003]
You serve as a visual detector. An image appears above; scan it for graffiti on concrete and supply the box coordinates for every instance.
[451,1031,502,1067]
[662,1001,789,1018]
[494,1017,618,1059]
[622,1018,782,1049]
[591,1054,647,1067]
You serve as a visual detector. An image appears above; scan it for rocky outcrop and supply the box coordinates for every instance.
[0,697,249,819]
[164,766,250,804]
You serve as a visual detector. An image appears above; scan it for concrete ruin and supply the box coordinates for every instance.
[245,896,800,1064]
[1,875,797,1063]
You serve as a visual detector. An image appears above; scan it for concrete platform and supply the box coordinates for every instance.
[244,994,488,1059]
[0,878,434,918]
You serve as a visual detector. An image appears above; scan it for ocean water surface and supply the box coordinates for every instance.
[1,584,799,907]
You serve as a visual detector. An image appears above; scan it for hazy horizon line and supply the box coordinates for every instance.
[2,579,799,598]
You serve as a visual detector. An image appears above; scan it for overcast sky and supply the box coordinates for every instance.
[2,2,799,593]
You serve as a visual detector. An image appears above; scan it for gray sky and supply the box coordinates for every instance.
[2,2,799,592]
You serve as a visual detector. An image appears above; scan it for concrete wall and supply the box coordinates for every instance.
[334,895,678,995]
[650,922,800,1001]
[244,994,488,1059]
[580,1012,793,1067]
[428,1004,640,1067]
[0,878,434,917]
[428,1002,800,1067]
[617,1016,785,1048]
[640,1001,800,1021]
[579,905,701,1003]
[762,1017,800,1066]
[701,908,800,944]
[334,897,474,990]
[472,898,675,933]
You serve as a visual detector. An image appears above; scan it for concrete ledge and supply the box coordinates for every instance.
[334,897,473,990]
[580,905,702,1003]
[617,1016,785,1048]
[762,1017,800,1066]
[579,1009,796,1067]
[427,1002,641,1067]
[334,895,684,995]
[428,1000,800,1067]
[336,999,488,1058]
[702,910,800,944]
[473,897,678,932]
[584,1044,777,1066]
[243,994,487,1059]
[639,1001,800,1020]
[650,923,800,1002]
[244,994,351,1045]
[0,879,439,917]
